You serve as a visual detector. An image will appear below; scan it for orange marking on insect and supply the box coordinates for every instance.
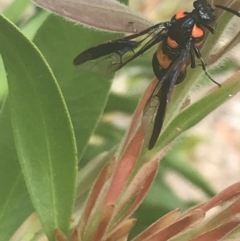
[175,10,186,19]
[167,36,178,49]
[156,47,172,69]
[192,24,204,38]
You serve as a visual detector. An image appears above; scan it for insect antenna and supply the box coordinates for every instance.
[215,4,240,17]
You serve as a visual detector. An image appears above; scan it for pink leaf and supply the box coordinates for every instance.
[33,0,153,33]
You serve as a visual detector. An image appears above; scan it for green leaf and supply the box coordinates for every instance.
[158,71,240,149]
[0,56,8,106]
[33,14,121,159]
[22,11,49,40]
[0,15,78,240]
[119,0,129,5]
[0,100,34,241]
[105,93,138,114]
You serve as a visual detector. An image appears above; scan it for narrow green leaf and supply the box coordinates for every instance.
[2,0,31,23]
[0,56,8,106]
[21,11,49,40]
[158,71,240,149]
[0,15,78,240]
[33,15,120,159]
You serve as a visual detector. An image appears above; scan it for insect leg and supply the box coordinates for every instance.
[204,25,215,34]
[190,49,196,68]
[193,46,221,87]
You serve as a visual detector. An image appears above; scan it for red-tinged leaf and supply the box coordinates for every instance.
[189,218,240,241]
[54,228,68,241]
[230,225,240,240]
[113,160,159,225]
[90,204,115,241]
[105,219,136,241]
[191,199,240,238]
[123,78,158,151]
[148,143,173,163]
[206,199,240,229]
[77,157,117,235]
[70,229,79,241]
[199,182,240,213]
[224,239,240,241]
[105,127,144,204]
[76,150,117,199]
[183,183,240,218]
[132,209,181,241]
[115,236,128,241]
[147,210,205,241]
[33,0,153,33]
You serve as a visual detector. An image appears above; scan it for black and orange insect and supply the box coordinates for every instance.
[73,0,240,150]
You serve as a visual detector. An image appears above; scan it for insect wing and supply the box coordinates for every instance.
[143,44,191,149]
[73,22,168,73]
[143,81,170,150]
[73,38,139,73]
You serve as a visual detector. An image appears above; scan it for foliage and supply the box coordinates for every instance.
[0,0,240,240]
